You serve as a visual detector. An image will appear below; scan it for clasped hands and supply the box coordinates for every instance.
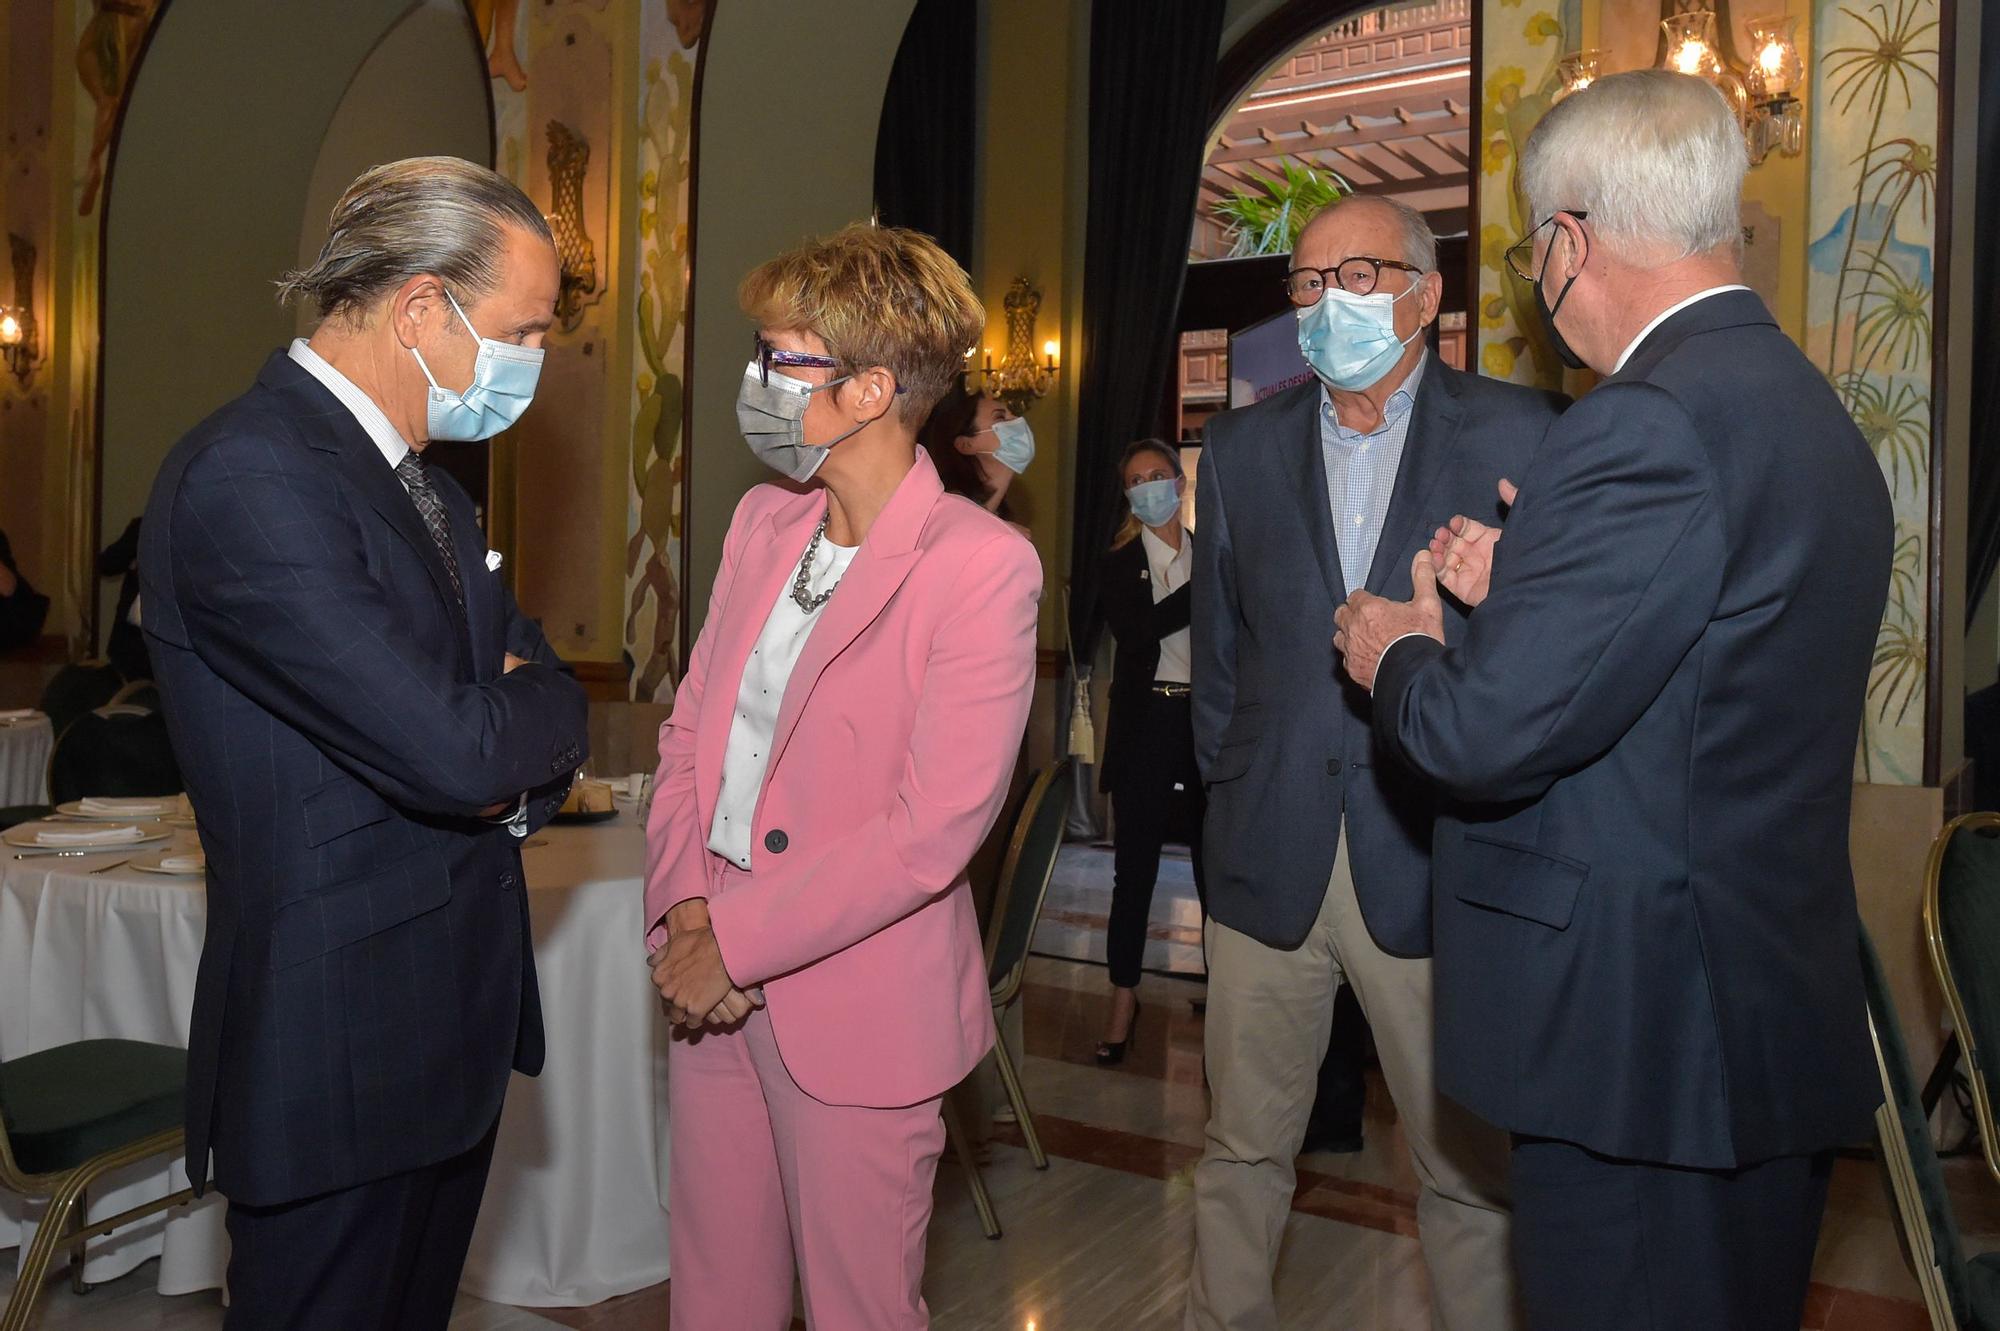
[650,898,761,1029]
[1332,479,1515,692]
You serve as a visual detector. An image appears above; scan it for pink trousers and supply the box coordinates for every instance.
[667,1007,946,1330]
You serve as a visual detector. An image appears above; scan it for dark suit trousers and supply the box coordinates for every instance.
[1510,1136,1833,1331]
[1107,692,1206,989]
[222,1116,501,1330]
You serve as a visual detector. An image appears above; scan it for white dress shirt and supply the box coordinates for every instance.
[1139,526,1193,684]
[288,339,529,836]
[1613,286,1751,374]
[707,530,859,870]
[288,339,411,468]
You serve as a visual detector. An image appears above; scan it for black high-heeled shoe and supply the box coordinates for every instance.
[1095,1003,1142,1067]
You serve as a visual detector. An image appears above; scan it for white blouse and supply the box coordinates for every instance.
[706,530,858,870]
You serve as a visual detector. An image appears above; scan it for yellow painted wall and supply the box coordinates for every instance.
[973,0,1090,649]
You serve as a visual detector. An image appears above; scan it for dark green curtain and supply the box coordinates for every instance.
[871,0,976,266]
[1067,0,1226,655]
[1962,22,2000,623]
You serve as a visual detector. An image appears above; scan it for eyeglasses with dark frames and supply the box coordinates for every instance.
[1504,210,1590,284]
[1283,256,1425,306]
[751,333,843,387]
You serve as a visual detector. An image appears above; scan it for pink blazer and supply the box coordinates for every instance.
[643,451,1042,1109]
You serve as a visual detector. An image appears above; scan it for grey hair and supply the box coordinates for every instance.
[277,156,553,322]
[1297,193,1438,273]
[1520,70,1747,265]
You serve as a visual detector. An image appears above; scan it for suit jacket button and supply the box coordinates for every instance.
[1326,759,1341,776]
[764,829,789,854]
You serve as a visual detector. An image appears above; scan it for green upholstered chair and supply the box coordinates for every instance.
[0,1039,194,1331]
[1861,926,2000,1330]
[45,706,182,807]
[34,664,122,742]
[943,760,1074,1241]
[1926,813,2000,1191]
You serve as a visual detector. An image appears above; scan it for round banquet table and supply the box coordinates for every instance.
[0,817,671,1306]
[0,714,52,808]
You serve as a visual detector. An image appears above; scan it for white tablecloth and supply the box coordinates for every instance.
[0,715,52,807]
[0,818,671,1306]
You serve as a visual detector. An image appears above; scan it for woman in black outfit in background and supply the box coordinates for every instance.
[1094,439,1206,1065]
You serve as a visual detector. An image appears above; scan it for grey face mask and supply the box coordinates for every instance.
[735,362,870,483]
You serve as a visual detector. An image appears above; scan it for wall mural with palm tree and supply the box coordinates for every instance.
[1805,0,1938,783]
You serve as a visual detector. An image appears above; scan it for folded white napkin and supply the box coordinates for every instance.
[78,797,174,816]
[32,824,147,847]
[157,852,206,873]
[0,708,38,722]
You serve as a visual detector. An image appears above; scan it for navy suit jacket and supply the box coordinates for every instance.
[139,351,588,1206]
[1374,291,1890,1167]
[1193,357,1564,955]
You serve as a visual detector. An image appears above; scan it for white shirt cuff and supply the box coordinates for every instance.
[502,792,530,837]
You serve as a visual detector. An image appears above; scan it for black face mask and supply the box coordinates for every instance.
[1534,219,1588,371]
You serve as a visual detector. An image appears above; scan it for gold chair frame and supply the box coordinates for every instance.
[0,1112,194,1331]
[1921,810,2000,1191]
[944,760,1070,1241]
[1866,1004,1963,1330]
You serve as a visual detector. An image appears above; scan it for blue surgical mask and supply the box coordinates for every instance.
[410,289,545,441]
[982,417,1036,474]
[1297,285,1421,392]
[1126,478,1181,528]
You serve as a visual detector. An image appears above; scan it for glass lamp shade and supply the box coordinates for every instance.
[1660,11,1725,83]
[1746,16,1803,100]
[1554,49,1604,102]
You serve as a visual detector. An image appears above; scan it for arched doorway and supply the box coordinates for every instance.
[96,0,491,645]
[1176,0,1476,444]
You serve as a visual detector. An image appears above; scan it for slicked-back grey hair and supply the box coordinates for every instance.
[278,156,553,323]
[1297,193,1438,274]
[1520,70,1747,266]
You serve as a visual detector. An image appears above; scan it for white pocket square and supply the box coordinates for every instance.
[486,549,504,573]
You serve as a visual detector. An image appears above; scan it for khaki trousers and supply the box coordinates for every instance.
[1186,830,1522,1331]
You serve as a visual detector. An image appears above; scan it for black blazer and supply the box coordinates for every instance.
[1375,291,1890,1167]
[0,529,50,651]
[1096,534,1192,793]
[1193,358,1563,956]
[139,351,588,1206]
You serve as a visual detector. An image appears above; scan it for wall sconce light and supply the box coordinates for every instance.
[1553,49,1604,102]
[1743,16,1804,161]
[1,234,40,390]
[966,277,1058,415]
[545,120,599,333]
[1648,6,1803,167]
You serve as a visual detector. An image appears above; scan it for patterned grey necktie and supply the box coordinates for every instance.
[394,452,463,603]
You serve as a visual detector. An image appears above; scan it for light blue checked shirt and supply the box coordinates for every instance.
[1321,352,1428,593]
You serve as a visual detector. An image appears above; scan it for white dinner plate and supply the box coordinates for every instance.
[3,821,174,851]
[57,798,187,821]
[129,850,207,876]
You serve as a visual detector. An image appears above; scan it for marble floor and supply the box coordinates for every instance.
[6,865,1991,1330]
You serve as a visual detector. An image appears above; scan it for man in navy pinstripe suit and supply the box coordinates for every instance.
[139,159,588,1329]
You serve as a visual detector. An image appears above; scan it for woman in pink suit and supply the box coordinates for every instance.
[644,224,1041,1330]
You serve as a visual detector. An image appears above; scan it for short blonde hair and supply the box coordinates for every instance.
[739,224,984,426]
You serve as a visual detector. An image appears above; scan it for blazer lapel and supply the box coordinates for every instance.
[269,353,474,671]
[441,483,498,680]
[694,502,803,817]
[1282,384,1347,606]
[1365,359,1463,595]
[764,453,943,778]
